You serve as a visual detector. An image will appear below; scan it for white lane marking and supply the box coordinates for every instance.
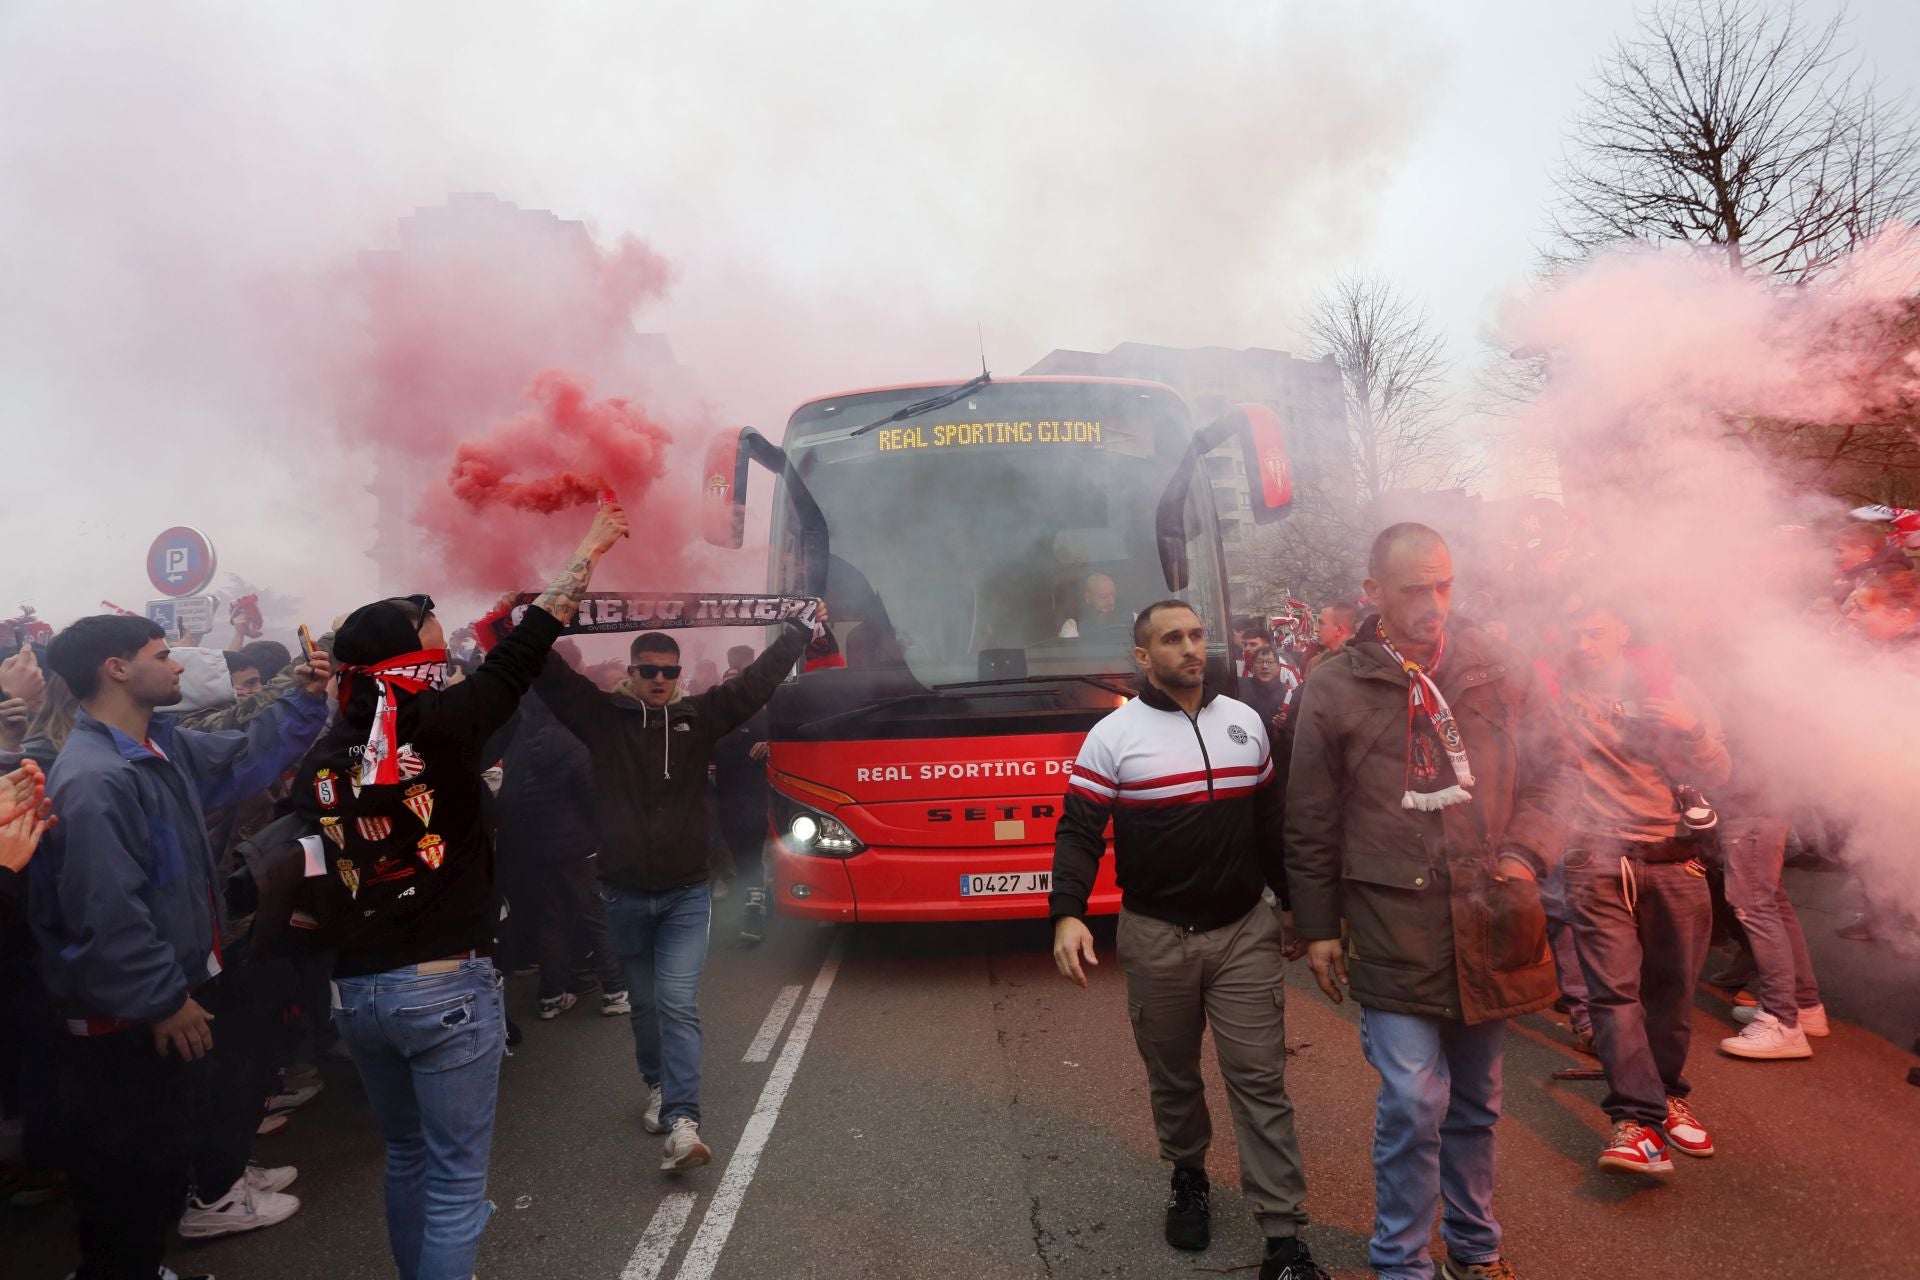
[621,1192,697,1280]
[675,934,846,1280]
[742,985,803,1063]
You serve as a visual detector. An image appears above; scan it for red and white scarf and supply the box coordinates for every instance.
[336,648,447,787]
[1377,626,1475,812]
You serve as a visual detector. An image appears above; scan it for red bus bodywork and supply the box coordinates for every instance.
[712,375,1277,924]
[766,731,1122,922]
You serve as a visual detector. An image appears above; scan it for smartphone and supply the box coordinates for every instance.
[298,624,317,661]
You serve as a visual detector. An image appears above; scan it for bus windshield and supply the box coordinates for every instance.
[771,379,1227,691]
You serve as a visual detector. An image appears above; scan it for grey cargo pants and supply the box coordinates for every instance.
[1117,901,1310,1237]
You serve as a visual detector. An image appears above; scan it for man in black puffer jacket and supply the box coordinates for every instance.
[533,619,809,1171]
[496,697,628,1020]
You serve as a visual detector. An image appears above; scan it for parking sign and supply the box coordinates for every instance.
[147,527,216,598]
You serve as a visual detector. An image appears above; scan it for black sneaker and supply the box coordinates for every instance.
[1676,785,1717,832]
[740,889,767,944]
[1164,1167,1209,1251]
[1260,1236,1330,1280]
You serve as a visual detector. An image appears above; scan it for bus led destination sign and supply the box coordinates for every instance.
[875,419,1104,452]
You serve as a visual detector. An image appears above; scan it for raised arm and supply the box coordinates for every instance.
[528,502,630,626]
[695,621,811,735]
[439,502,631,745]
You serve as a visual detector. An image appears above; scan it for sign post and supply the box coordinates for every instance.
[147,527,217,599]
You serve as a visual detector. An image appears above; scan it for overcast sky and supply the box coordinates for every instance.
[3,0,1915,625]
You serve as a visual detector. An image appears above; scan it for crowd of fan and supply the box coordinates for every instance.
[1,505,1916,1280]
[1232,513,1920,1092]
[0,505,786,1280]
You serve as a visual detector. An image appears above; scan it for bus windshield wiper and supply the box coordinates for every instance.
[791,672,1129,736]
[930,673,1135,699]
[848,373,992,437]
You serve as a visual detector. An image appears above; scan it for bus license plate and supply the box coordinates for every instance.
[960,871,1051,897]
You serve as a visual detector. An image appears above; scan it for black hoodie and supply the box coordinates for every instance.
[533,621,809,892]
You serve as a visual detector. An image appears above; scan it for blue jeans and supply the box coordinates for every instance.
[599,883,712,1125]
[1539,864,1591,1035]
[1721,820,1821,1025]
[1563,846,1712,1125]
[1359,1008,1506,1280]
[332,959,505,1280]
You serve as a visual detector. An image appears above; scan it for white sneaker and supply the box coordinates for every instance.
[267,1080,322,1113]
[178,1175,301,1238]
[661,1117,712,1171]
[601,989,632,1017]
[1732,1003,1830,1037]
[244,1163,298,1194]
[1719,1010,1813,1059]
[539,991,578,1020]
[643,1083,666,1134]
[256,1112,289,1137]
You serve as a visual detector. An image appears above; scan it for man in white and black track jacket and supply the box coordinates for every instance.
[1049,600,1327,1280]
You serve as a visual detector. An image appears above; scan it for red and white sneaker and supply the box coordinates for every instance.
[1597,1120,1673,1174]
[1662,1096,1714,1157]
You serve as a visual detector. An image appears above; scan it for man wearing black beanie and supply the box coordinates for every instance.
[293,501,627,1280]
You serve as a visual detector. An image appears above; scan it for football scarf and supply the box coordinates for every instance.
[1376,625,1476,812]
[335,648,447,787]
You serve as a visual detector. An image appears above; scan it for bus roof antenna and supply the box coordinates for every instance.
[977,322,988,378]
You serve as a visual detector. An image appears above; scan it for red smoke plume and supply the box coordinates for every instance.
[447,371,672,514]
[334,195,721,600]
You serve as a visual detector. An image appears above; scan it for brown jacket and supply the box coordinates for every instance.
[1284,619,1578,1024]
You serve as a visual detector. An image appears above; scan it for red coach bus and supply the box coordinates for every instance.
[703,375,1290,922]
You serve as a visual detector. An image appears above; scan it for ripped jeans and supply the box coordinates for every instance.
[333,958,506,1280]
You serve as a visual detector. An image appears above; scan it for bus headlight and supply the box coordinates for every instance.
[780,803,864,857]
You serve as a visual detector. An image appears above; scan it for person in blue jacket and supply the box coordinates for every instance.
[33,612,331,1280]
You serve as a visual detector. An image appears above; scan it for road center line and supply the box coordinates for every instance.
[742,984,803,1063]
[621,1191,697,1280]
[674,933,846,1280]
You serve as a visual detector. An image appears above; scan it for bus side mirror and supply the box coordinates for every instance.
[1232,403,1293,524]
[1155,403,1295,590]
[702,428,751,548]
[699,425,833,599]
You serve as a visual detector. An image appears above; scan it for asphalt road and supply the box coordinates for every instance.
[8,865,1920,1280]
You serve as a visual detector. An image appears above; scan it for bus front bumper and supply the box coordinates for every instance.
[770,844,1121,923]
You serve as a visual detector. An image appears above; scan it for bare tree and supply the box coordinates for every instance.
[1306,272,1474,514]
[1551,0,1920,281]
[1227,275,1475,609]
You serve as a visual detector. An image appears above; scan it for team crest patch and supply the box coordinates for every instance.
[396,744,425,781]
[320,817,346,850]
[1227,724,1250,745]
[312,769,339,809]
[403,784,434,829]
[415,833,446,871]
[356,816,394,843]
[337,859,360,898]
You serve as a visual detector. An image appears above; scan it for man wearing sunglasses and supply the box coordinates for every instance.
[533,617,812,1171]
